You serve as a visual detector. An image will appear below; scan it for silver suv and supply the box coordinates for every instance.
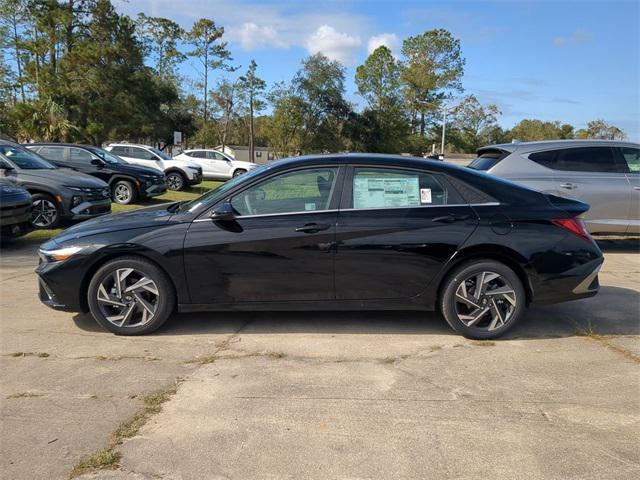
[469,140,640,235]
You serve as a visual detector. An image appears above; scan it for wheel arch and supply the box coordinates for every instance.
[433,244,534,308]
[78,247,180,312]
[165,167,186,177]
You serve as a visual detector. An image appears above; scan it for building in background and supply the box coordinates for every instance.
[215,145,276,164]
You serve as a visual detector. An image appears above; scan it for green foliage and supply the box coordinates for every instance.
[447,95,501,151]
[508,119,575,142]
[576,119,625,140]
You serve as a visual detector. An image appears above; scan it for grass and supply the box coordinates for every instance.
[69,384,180,478]
[22,180,224,244]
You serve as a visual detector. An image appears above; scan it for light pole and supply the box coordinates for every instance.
[441,108,447,155]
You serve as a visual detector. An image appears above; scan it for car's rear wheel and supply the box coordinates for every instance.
[166,172,186,191]
[439,260,526,339]
[31,193,61,229]
[87,257,175,335]
[233,169,247,177]
[112,180,137,205]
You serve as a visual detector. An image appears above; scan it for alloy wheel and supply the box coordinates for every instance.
[32,199,58,227]
[454,271,517,331]
[166,173,184,190]
[114,183,132,203]
[96,268,160,328]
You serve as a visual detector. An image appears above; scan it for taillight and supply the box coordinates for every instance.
[551,218,592,242]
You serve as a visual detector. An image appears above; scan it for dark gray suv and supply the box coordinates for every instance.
[0,140,111,228]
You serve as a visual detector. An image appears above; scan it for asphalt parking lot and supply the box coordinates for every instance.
[1,237,639,480]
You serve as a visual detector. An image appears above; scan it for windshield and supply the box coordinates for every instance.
[0,144,56,169]
[89,147,123,165]
[179,163,272,213]
[149,147,171,160]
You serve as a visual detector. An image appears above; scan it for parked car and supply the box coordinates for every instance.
[172,148,258,179]
[26,143,167,205]
[469,140,640,235]
[0,180,33,240]
[36,153,603,339]
[0,140,111,228]
[104,143,202,191]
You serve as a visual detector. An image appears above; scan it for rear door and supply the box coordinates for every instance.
[334,165,478,300]
[618,146,640,234]
[530,146,630,233]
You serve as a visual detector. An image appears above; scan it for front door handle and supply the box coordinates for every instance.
[432,214,470,223]
[560,183,577,190]
[295,223,330,233]
[633,186,640,191]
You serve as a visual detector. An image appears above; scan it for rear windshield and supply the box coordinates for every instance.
[468,151,508,171]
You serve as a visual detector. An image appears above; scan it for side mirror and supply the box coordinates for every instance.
[0,162,14,172]
[91,158,105,167]
[210,201,236,221]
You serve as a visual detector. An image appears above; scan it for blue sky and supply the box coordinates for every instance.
[115,0,639,140]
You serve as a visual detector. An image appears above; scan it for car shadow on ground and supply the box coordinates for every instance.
[72,285,639,340]
[594,236,639,253]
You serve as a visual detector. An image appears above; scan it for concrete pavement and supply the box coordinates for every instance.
[1,237,638,479]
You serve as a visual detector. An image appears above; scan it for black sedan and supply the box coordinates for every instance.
[36,154,603,339]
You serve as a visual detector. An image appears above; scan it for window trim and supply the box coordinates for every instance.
[527,146,627,174]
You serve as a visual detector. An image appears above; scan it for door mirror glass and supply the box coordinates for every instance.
[91,158,105,166]
[210,201,236,221]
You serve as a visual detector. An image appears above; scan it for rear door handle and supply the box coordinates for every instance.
[560,183,577,190]
[432,214,470,223]
[295,223,330,233]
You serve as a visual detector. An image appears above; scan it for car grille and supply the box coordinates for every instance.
[83,187,111,200]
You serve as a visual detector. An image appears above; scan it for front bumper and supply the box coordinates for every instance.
[187,170,203,185]
[67,199,111,220]
[144,183,167,198]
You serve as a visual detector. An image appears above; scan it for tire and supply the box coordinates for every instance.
[439,259,526,340]
[166,171,186,191]
[232,169,247,178]
[87,256,176,335]
[112,180,137,205]
[30,193,61,229]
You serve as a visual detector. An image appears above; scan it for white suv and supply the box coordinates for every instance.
[173,149,258,180]
[105,143,203,191]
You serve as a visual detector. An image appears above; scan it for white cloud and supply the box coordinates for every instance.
[306,25,362,65]
[553,28,592,47]
[367,33,399,55]
[237,22,287,50]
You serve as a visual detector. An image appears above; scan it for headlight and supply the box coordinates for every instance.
[71,195,83,207]
[38,246,85,263]
[64,186,85,192]
[187,166,200,171]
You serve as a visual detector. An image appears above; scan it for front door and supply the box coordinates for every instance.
[335,166,478,300]
[206,151,232,177]
[183,166,342,304]
[619,146,640,234]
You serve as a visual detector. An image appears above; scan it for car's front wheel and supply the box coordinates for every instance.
[31,193,61,229]
[439,259,526,339]
[87,256,175,335]
[232,169,247,177]
[166,172,186,191]
[112,180,137,205]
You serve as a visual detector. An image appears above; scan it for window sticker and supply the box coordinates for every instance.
[305,202,316,211]
[353,176,420,208]
[420,188,432,204]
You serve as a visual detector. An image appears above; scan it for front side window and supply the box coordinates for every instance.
[620,147,640,173]
[352,168,455,209]
[69,148,94,163]
[129,147,157,160]
[231,167,338,216]
[531,147,618,173]
[38,146,66,162]
[148,147,171,160]
[0,144,56,169]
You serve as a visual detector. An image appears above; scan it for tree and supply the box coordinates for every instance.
[449,95,501,151]
[264,81,305,158]
[508,119,575,142]
[355,46,402,112]
[0,0,28,102]
[186,19,232,123]
[292,53,350,152]
[576,119,625,140]
[237,59,266,162]
[401,29,465,136]
[136,13,185,81]
[209,78,241,149]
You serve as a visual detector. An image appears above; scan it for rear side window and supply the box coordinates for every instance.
[69,147,93,163]
[530,147,619,173]
[468,151,508,170]
[620,147,640,173]
[189,151,207,158]
[38,146,66,162]
[351,168,461,208]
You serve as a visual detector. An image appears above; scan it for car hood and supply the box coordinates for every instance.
[19,168,108,187]
[233,160,258,169]
[50,203,175,244]
[163,158,200,169]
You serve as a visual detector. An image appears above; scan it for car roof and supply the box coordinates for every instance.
[107,143,152,148]
[479,139,639,154]
[27,143,101,149]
